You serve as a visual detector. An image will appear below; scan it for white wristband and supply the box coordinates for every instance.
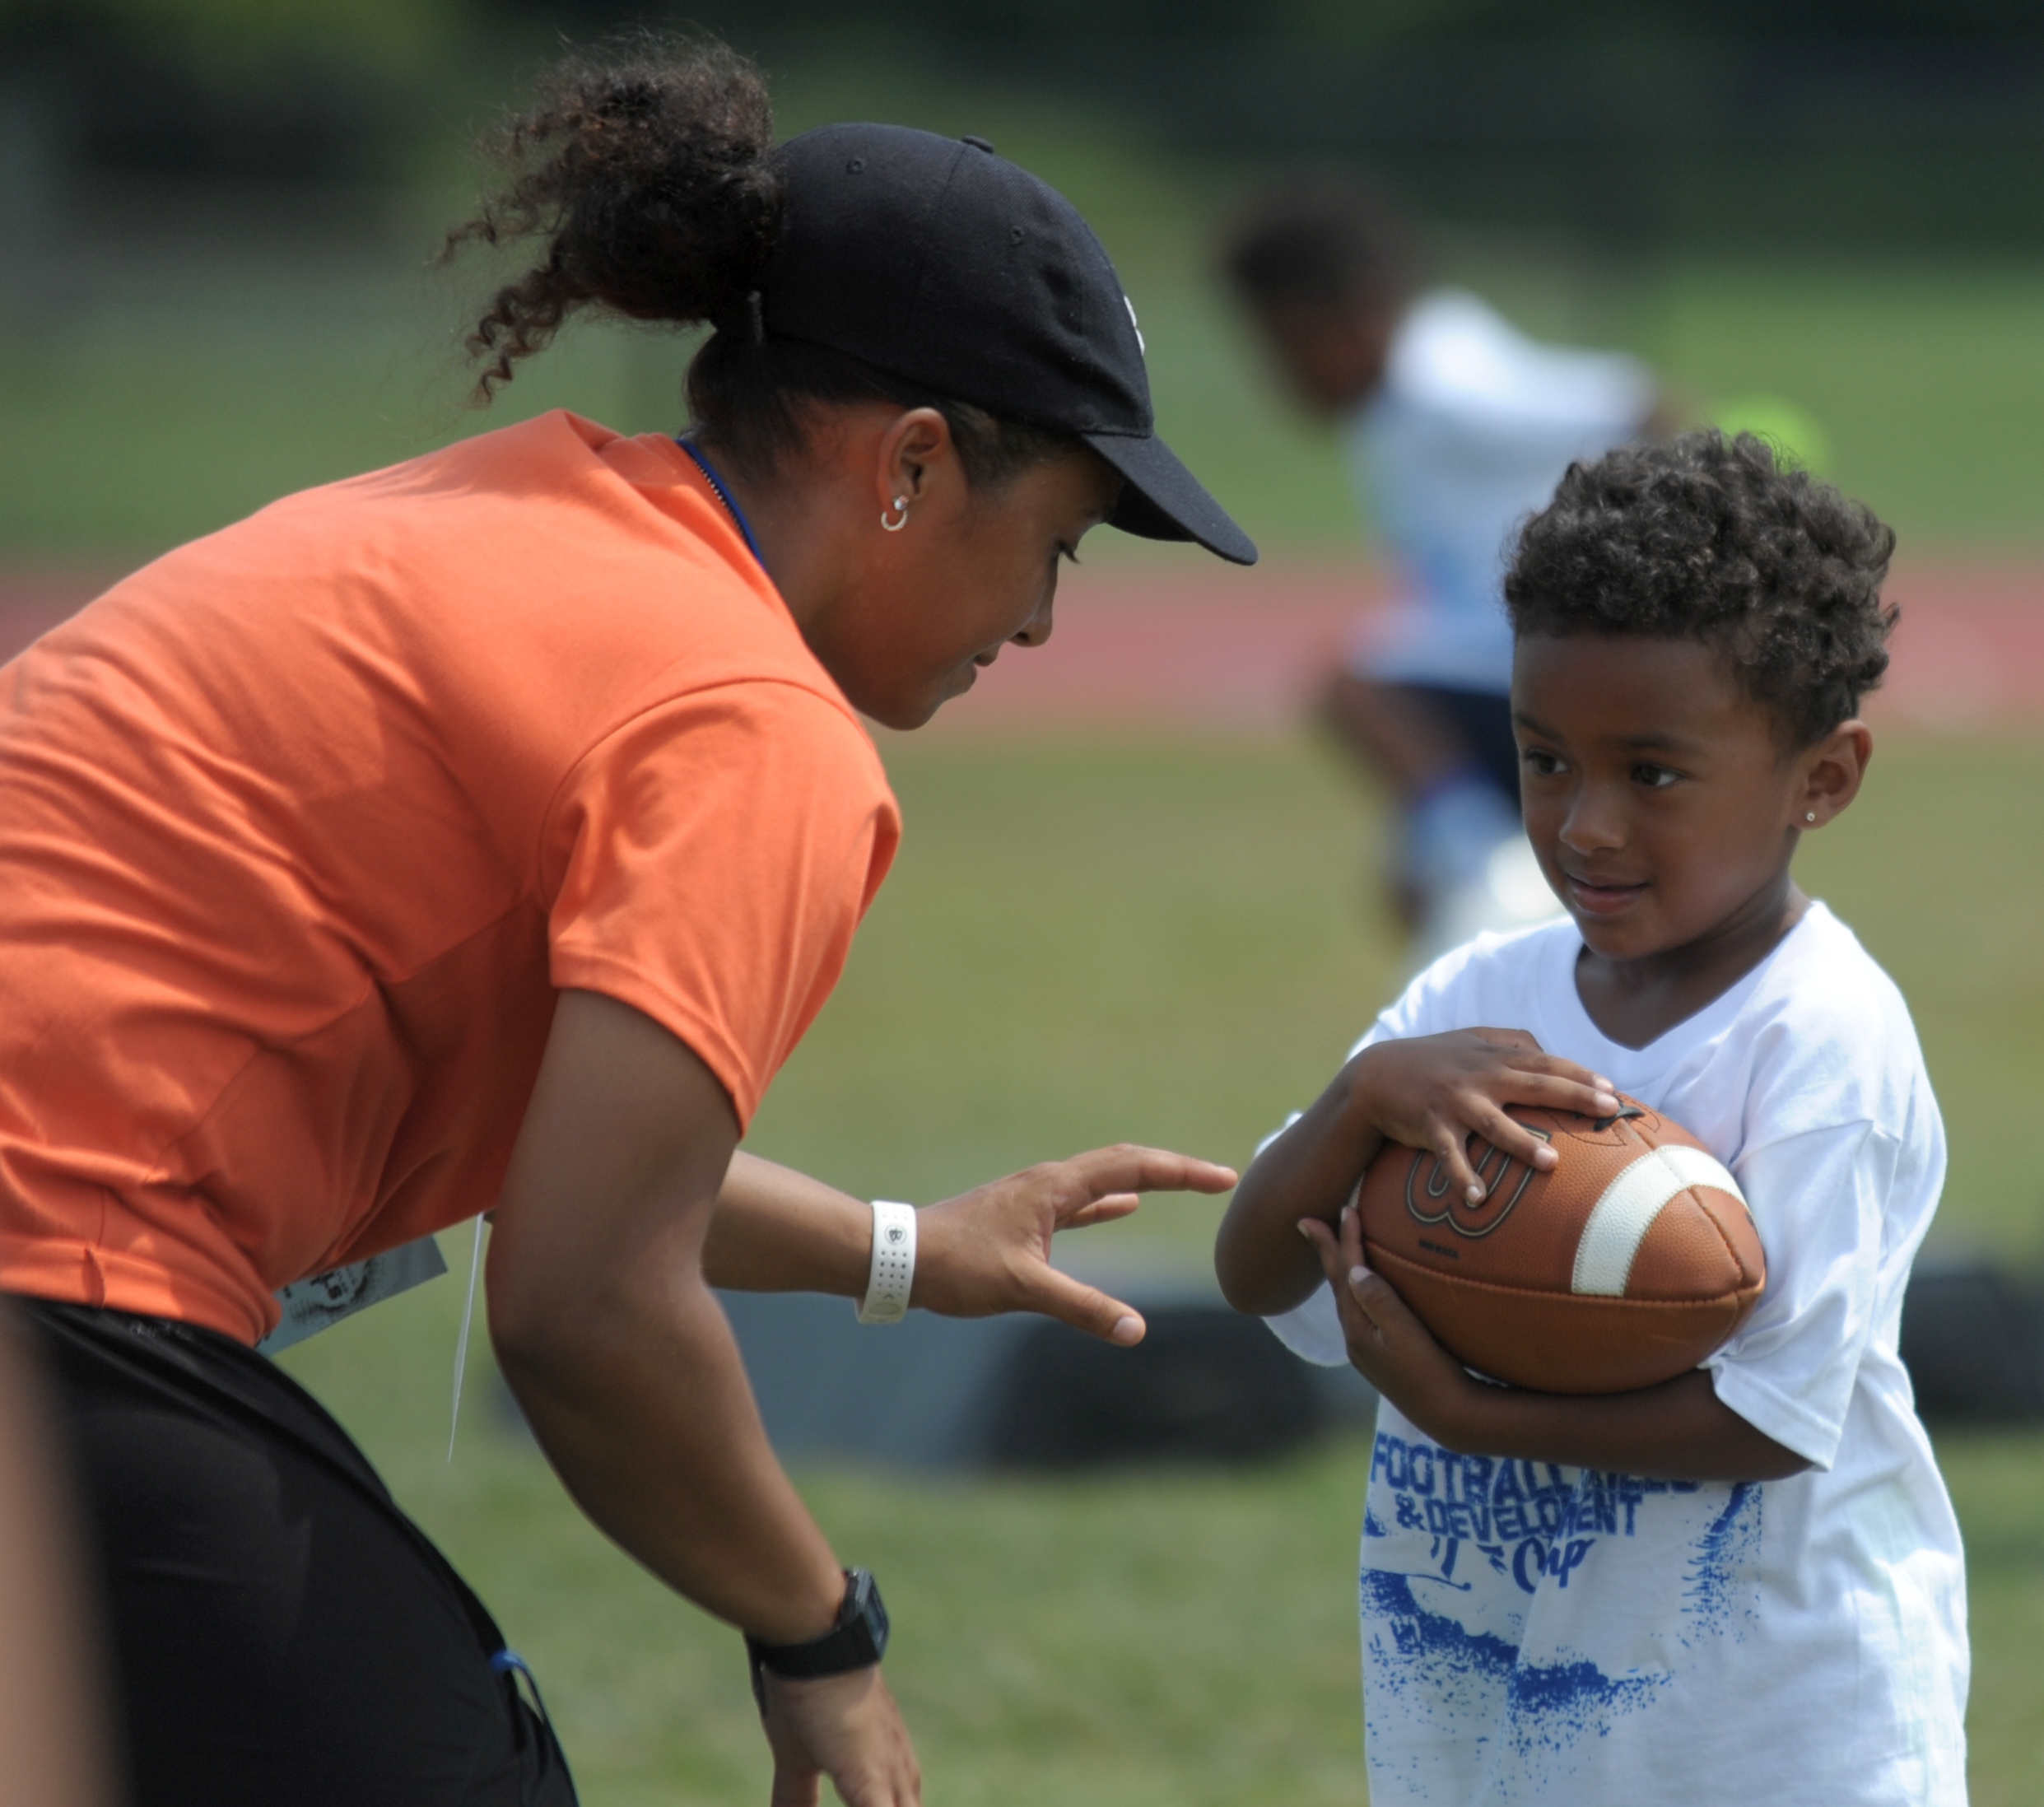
[855,1200,917,1325]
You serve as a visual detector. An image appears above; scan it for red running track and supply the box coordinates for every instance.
[3,560,2038,736]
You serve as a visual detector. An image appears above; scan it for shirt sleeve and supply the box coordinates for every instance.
[542,681,901,1130]
[1702,1119,1897,1471]
[1471,341,1656,445]
[1397,294,1656,449]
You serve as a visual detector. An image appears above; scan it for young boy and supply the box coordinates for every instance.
[1216,431,1967,1805]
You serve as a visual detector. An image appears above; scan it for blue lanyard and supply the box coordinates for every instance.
[676,438,766,567]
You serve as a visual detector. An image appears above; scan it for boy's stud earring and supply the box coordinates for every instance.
[1804,812,1818,824]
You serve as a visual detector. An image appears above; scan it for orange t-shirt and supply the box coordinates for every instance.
[0,411,901,1344]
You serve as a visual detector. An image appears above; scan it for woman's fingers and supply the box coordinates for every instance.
[917,1158,1195,1327]
[762,1670,920,1807]
[1056,1192,1142,1231]
[768,1761,823,1807]
[1056,1146,1238,1205]
[1014,1261,1147,1346]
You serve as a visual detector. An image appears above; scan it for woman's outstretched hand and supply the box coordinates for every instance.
[912,1145,1237,1345]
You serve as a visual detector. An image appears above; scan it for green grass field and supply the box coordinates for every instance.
[282,730,2044,1806]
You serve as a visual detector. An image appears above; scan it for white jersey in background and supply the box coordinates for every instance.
[1348,289,1655,695]
[1267,904,1968,1807]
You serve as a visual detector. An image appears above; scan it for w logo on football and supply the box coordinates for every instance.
[1404,1130,1552,1237]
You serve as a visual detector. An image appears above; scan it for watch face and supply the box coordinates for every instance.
[749,1569,890,1682]
[845,1569,890,1663]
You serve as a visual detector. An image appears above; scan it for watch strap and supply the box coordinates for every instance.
[855,1200,916,1325]
[747,1569,890,1705]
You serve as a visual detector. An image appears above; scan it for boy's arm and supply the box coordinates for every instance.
[1217,1028,1619,1318]
[1303,1204,1809,1483]
[1213,1060,1386,1318]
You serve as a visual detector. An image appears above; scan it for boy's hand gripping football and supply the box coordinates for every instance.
[1353,1028,1619,1204]
[1215,1025,1617,1320]
[1299,1203,1469,1425]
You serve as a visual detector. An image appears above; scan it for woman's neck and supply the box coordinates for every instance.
[687,436,849,634]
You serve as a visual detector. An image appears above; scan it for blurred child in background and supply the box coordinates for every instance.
[1221,178,1665,966]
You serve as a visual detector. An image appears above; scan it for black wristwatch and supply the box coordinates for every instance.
[746,1569,890,1710]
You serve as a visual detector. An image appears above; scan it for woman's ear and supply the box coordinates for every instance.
[874,407,957,515]
[1795,719,1874,831]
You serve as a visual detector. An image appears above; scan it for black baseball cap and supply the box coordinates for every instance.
[756,123,1257,566]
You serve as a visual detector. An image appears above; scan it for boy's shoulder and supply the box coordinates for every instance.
[1744,901,1917,1050]
[1371,915,1574,1041]
[1720,901,1930,1147]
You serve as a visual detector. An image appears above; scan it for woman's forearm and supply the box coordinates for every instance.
[702,1153,873,1297]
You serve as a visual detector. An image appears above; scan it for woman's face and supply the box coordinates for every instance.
[801,432,1123,731]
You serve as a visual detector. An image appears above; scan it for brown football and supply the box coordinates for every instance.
[1355,1098,1765,1394]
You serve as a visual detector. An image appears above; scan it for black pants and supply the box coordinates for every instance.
[21,1297,577,1807]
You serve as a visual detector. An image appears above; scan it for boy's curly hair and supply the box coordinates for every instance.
[1505,430,1897,747]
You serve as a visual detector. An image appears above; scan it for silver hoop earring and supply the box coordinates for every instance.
[880,497,910,533]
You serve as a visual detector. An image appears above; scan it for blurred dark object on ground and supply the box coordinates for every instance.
[1899,1258,2044,1425]
[983,1306,1329,1468]
[716,1272,1379,1469]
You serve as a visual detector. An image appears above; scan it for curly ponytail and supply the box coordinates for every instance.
[442,33,780,401]
[443,32,1073,487]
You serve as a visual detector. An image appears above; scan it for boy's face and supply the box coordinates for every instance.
[1245,296,1397,418]
[1511,634,1861,966]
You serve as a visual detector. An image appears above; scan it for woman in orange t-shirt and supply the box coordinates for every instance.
[0,36,1256,1807]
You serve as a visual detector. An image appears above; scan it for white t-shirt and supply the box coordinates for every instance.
[1347,290,1655,695]
[1266,904,1968,1806]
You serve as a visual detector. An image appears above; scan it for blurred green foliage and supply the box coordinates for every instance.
[9,2,2039,255]
[0,0,465,71]
[10,0,2036,55]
